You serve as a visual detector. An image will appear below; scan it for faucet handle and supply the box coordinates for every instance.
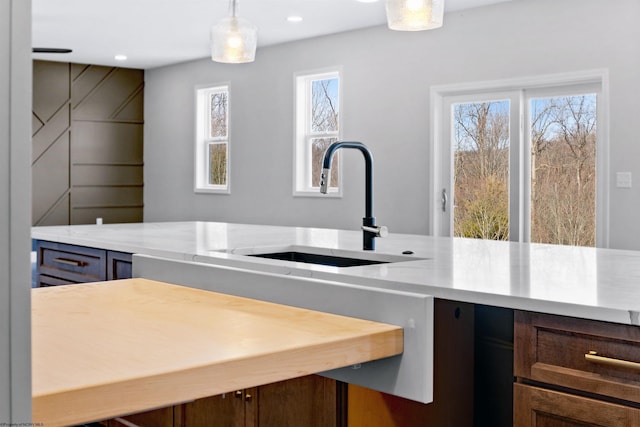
[362,225,388,238]
[319,168,331,194]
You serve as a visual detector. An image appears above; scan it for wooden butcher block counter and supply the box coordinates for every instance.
[32,278,403,426]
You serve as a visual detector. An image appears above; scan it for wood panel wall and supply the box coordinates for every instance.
[32,60,144,226]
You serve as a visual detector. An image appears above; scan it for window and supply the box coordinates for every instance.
[432,71,608,247]
[294,70,342,196]
[195,85,230,193]
[528,93,598,246]
[452,97,512,241]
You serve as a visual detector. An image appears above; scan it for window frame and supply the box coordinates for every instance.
[195,83,231,194]
[293,68,343,197]
[430,70,610,247]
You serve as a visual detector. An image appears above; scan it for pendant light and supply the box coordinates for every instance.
[211,0,257,63]
[385,0,444,31]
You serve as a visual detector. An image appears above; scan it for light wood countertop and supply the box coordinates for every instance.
[32,278,403,426]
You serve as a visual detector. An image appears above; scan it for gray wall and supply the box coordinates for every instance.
[0,0,32,423]
[144,0,640,249]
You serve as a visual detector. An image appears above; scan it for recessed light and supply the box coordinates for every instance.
[114,54,127,61]
[287,15,303,23]
[356,0,379,3]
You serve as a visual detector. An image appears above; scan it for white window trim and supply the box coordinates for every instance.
[195,83,231,194]
[293,68,343,197]
[429,69,610,247]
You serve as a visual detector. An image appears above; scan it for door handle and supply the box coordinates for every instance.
[441,188,447,213]
[53,257,86,267]
[585,351,640,371]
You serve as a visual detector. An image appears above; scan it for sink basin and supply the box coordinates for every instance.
[217,245,425,268]
[248,251,389,267]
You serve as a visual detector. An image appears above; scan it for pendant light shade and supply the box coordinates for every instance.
[211,0,257,63]
[385,0,444,31]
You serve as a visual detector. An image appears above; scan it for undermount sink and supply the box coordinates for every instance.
[248,251,388,267]
[217,245,426,268]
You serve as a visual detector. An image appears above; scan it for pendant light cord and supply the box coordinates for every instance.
[230,0,237,18]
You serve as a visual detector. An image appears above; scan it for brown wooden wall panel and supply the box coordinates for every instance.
[71,121,143,164]
[72,187,143,207]
[32,60,144,226]
[71,63,89,81]
[72,66,144,122]
[114,89,144,122]
[71,207,143,225]
[71,165,143,187]
[32,60,72,226]
[70,64,112,110]
[33,61,69,122]
[32,112,43,136]
[32,104,70,163]
[37,194,70,227]
[32,133,70,224]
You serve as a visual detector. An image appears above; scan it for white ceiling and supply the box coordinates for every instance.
[32,0,510,70]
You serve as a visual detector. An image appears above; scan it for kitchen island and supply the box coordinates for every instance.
[32,221,640,426]
[32,221,640,325]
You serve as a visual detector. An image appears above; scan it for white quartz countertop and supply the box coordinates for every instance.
[32,221,640,326]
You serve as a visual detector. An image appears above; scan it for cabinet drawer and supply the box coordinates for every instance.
[515,311,640,404]
[37,241,107,284]
[514,383,640,426]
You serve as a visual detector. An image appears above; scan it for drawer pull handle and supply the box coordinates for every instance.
[585,351,640,371]
[53,257,86,267]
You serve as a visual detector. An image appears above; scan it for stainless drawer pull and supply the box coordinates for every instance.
[52,257,87,267]
[585,351,640,371]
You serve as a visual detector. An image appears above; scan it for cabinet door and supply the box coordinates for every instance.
[180,391,246,427]
[514,383,640,427]
[255,376,338,427]
[179,376,339,427]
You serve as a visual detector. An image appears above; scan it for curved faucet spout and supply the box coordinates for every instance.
[320,141,373,218]
[320,141,382,250]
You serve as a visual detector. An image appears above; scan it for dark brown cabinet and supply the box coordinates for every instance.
[99,375,341,427]
[514,311,640,426]
[35,240,132,286]
[179,376,340,427]
[254,375,340,427]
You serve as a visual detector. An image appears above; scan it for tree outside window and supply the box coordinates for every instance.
[208,91,228,186]
[452,94,597,246]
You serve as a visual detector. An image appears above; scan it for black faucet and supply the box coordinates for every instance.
[319,141,387,251]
